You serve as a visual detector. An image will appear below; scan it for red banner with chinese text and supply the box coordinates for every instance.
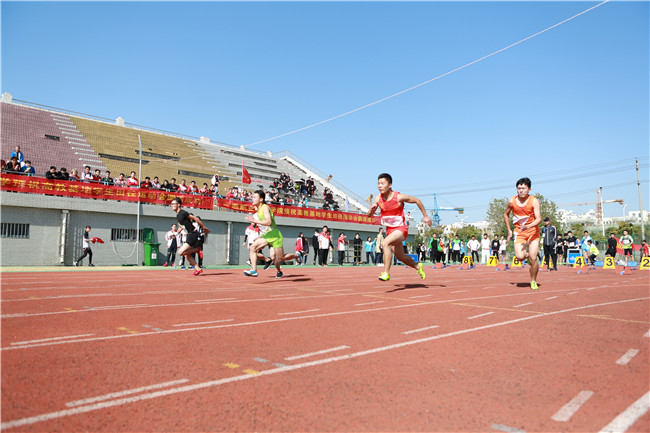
[216,198,380,225]
[0,174,214,210]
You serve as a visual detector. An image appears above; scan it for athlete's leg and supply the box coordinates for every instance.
[391,241,418,269]
[249,238,269,272]
[382,231,406,275]
[178,243,199,268]
[527,239,540,282]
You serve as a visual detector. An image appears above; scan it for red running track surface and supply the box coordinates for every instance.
[1,265,649,432]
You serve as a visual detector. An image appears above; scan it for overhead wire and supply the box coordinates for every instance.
[245,0,612,148]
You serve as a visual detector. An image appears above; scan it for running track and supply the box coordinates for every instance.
[1,265,649,432]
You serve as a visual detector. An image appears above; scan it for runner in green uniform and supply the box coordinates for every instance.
[244,190,300,278]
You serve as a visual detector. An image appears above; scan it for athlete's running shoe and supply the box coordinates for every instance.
[276,271,284,279]
[416,263,426,280]
[378,272,390,281]
[73,261,78,267]
[530,280,539,290]
[193,268,203,276]
[244,269,258,277]
[163,262,168,267]
[263,259,273,270]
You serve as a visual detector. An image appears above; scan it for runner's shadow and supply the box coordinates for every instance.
[511,282,541,288]
[201,272,231,276]
[386,283,445,293]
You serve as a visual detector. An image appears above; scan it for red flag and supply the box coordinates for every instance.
[242,161,251,184]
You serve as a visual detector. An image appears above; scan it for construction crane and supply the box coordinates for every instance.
[558,189,624,234]
[431,194,464,227]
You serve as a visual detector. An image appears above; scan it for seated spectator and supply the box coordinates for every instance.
[178,179,188,193]
[10,146,24,167]
[285,195,293,206]
[127,171,139,187]
[168,178,179,191]
[114,173,127,187]
[140,176,152,189]
[5,156,21,173]
[59,168,70,180]
[187,180,199,194]
[161,179,171,191]
[45,166,59,180]
[102,170,114,185]
[81,166,94,182]
[199,183,210,195]
[225,188,235,200]
[93,169,102,182]
[69,168,80,181]
[21,160,35,176]
[151,176,161,189]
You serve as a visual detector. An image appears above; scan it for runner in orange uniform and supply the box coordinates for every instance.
[503,177,542,290]
[367,173,432,281]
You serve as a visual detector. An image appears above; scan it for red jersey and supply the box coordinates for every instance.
[378,191,406,228]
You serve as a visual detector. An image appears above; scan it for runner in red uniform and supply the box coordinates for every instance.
[367,173,432,281]
[503,177,542,290]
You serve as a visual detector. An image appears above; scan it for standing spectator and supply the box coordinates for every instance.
[140,177,152,188]
[295,232,306,265]
[188,181,199,194]
[163,224,179,268]
[541,217,558,270]
[300,232,309,265]
[565,231,578,264]
[102,170,114,185]
[73,225,95,267]
[69,168,80,181]
[211,173,220,195]
[178,179,188,193]
[605,233,618,258]
[364,236,376,264]
[352,233,363,265]
[311,229,320,265]
[114,173,127,187]
[619,230,634,266]
[429,234,438,263]
[10,146,24,166]
[59,168,70,180]
[93,169,102,183]
[127,171,139,188]
[337,233,347,266]
[81,166,94,182]
[45,166,59,180]
[318,226,331,266]
[199,183,210,195]
[490,235,500,258]
[499,235,508,264]
[375,227,385,266]
[480,233,491,265]
[554,235,564,265]
[151,177,161,189]
[640,240,648,258]
[21,160,35,176]
[581,230,593,262]
[168,178,179,191]
[4,156,21,173]
[467,235,480,263]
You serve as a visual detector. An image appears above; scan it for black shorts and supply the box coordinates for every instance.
[185,232,204,248]
[623,249,632,256]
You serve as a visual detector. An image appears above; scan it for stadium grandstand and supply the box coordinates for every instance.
[1,93,406,267]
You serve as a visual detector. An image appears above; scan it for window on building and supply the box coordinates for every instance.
[111,228,144,242]
[1,223,30,239]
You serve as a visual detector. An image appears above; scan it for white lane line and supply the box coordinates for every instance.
[451,290,469,293]
[269,294,301,297]
[615,349,640,366]
[568,292,579,295]
[278,309,320,316]
[551,390,594,422]
[65,379,189,407]
[491,424,525,433]
[599,391,650,433]
[330,289,353,292]
[194,298,237,302]
[513,302,533,308]
[402,325,439,335]
[285,345,350,361]
[354,301,384,306]
[10,334,96,346]
[409,295,432,299]
[468,312,494,320]
[172,319,234,327]
[545,296,559,300]
[1,298,647,430]
[643,329,649,338]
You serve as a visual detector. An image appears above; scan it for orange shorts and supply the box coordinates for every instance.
[386,225,409,239]
[514,226,540,244]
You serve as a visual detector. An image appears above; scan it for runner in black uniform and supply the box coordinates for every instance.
[171,197,210,276]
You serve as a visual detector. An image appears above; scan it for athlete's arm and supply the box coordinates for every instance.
[366,196,380,217]
[504,200,513,242]
[188,214,211,233]
[398,194,432,227]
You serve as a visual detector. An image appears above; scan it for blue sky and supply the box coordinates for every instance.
[2,1,648,224]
